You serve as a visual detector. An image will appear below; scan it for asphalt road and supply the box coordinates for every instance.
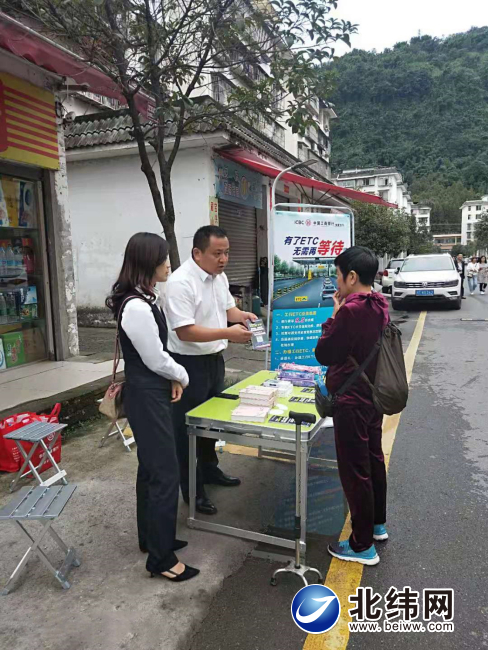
[185,294,488,650]
[273,277,337,310]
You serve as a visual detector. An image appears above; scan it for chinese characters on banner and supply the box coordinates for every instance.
[271,210,351,369]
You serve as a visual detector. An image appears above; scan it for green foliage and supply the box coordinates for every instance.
[330,28,488,233]
[475,212,488,250]
[452,244,476,257]
[352,202,410,256]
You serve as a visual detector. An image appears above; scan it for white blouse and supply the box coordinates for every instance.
[121,296,189,387]
[467,262,479,275]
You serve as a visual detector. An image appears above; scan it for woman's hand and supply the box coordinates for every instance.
[332,291,345,318]
[171,381,184,403]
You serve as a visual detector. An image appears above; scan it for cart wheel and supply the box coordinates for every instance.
[270,577,277,587]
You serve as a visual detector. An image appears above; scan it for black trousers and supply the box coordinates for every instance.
[460,277,465,298]
[171,353,225,498]
[125,384,179,573]
[333,404,387,553]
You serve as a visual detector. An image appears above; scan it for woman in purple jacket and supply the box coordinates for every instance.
[316,246,389,566]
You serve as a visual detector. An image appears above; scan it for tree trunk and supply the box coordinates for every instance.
[160,169,181,270]
[125,95,181,267]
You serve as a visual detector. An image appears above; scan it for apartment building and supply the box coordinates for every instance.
[460,195,488,245]
[411,205,432,231]
[334,166,413,213]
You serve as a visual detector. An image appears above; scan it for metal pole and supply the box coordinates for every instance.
[294,422,302,569]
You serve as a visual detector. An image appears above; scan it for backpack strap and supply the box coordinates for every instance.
[334,334,382,397]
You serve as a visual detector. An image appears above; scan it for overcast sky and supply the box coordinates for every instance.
[332,0,488,55]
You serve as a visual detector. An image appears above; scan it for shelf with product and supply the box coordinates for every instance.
[0,173,48,372]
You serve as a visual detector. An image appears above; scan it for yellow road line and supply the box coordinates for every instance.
[303,311,427,650]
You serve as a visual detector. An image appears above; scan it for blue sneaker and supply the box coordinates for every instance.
[328,540,379,566]
[373,524,388,541]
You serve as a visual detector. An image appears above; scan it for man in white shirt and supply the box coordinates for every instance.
[166,226,257,515]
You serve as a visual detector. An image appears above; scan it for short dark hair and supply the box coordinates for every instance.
[193,225,228,253]
[335,246,378,286]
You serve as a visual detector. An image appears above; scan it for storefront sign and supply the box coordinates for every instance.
[270,210,351,368]
[209,197,219,225]
[214,156,262,209]
[0,72,59,170]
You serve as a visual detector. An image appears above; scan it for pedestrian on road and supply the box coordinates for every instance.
[478,256,488,294]
[165,226,256,516]
[454,253,466,299]
[106,233,199,583]
[467,256,480,295]
[315,246,389,566]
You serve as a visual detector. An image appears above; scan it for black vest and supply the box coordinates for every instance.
[119,294,171,389]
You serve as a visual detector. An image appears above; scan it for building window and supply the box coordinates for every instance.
[468,215,471,220]
[477,205,482,211]
[468,206,471,211]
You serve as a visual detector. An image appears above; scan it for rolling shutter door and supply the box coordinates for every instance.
[219,199,257,286]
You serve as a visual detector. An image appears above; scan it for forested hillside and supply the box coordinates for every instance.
[330,27,488,231]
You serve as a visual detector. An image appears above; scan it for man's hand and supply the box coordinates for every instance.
[227,324,252,344]
[332,291,346,318]
[240,311,258,325]
[171,381,184,403]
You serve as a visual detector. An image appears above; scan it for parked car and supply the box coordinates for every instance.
[392,254,461,310]
[381,258,405,293]
[321,278,335,299]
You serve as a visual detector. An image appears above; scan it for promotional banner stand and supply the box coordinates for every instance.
[265,162,354,369]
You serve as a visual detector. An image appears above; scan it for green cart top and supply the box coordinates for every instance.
[186,370,326,438]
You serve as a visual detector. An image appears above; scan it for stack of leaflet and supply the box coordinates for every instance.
[231,385,277,423]
[239,385,277,408]
[277,363,322,387]
[263,378,294,398]
[231,405,270,423]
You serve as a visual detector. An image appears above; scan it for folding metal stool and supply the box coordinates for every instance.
[97,399,135,452]
[0,484,80,595]
[5,422,68,492]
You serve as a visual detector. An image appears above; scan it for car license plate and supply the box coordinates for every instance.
[415,289,434,296]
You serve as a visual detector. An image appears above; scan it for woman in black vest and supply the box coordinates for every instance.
[106,233,199,582]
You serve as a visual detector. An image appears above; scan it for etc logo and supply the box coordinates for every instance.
[291,585,341,634]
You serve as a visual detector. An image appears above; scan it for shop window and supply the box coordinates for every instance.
[0,174,48,370]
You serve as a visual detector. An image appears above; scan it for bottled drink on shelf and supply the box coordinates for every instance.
[6,244,14,278]
[6,292,17,323]
[0,243,6,278]
[0,292,7,325]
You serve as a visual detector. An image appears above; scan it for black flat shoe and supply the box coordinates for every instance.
[204,471,241,487]
[150,565,200,582]
[140,539,188,553]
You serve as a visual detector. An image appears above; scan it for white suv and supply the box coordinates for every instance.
[392,254,461,310]
[381,258,404,293]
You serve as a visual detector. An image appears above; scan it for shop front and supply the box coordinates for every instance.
[214,155,262,309]
[0,71,59,372]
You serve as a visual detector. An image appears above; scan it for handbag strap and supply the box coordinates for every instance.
[111,295,143,383]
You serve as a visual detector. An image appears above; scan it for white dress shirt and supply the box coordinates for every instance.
[165,258,236,355]
[121,294,189,386]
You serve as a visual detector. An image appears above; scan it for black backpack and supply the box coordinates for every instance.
[315,321,408,417]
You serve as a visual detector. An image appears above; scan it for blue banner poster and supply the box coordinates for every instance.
[270,210,351,369]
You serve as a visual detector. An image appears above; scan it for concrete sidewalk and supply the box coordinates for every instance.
[0,417,288,650]
[0,357,123,422]
[0,329,266,424]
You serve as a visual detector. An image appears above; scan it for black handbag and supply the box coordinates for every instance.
[315,337,382,418]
